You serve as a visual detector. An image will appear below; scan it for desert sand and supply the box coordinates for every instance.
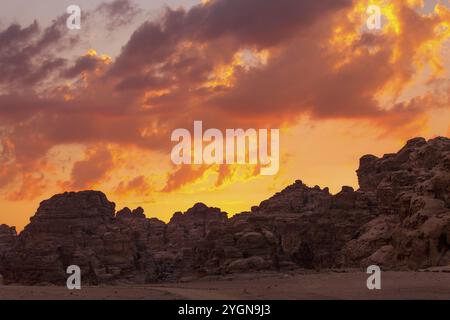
[1,270,449,300]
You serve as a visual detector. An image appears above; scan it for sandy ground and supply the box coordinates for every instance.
[0,271,449,300]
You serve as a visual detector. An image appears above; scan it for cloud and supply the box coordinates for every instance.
[0,21,38,47]
[6,172,46,201]
[96,0,142,30]
[0,16,78,88]
[214,164,260,188]
[215,164,234,187]
[62,146,114,190]
[162,165,210,192]
[0,0,449,199]
[113,0,352,71]
[62,51,109,78]
[204,2,447,124]
[115,175,152,196]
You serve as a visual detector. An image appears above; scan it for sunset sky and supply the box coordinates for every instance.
[0,0,449,231]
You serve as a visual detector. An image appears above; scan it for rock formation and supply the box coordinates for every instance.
[1,192,137,284]
[0,225,16,255]
[341,137,450,269]
[0,137,448,285]
[0,224,16,283]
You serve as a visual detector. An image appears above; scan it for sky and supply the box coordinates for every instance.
[0,0,449,231]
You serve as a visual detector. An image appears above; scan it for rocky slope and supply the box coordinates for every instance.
[0,137,448,285]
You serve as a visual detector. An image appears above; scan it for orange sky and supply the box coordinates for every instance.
[0,0,449,231]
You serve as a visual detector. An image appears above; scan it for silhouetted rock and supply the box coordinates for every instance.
[0,137,448,284]
[342,137,450,269]
[0,224,17,280]
[0,225,16,255]
[116,206,146,219]
[2,191,137,285]
[116,207,132,218]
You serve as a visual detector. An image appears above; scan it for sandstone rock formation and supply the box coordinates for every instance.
[0,225,16,255]
[341,137,450,269]
[1,192,137,285]
[0,137,448,285]
[0,224,16,281]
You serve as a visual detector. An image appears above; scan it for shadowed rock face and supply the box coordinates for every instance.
[0,137,448,284]
[0,225,17,283]
[0,225,16,255]
[342,137,450,269]
[1,192,137,285]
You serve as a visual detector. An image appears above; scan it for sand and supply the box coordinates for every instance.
[0,271,449,300]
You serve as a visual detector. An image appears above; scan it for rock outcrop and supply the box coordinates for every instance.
[0,137,448,285]
[341,137,450,269]
[0,225,16,255]
[1,192,137,285]
[0,224,17,281]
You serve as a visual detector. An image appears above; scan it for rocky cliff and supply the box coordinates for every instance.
[0,137,448,285]
[341,137,450,268]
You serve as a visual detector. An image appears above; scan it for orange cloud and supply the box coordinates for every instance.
[61,145,114,190]
[215,164,234,187]
[6,172,46,201]
[115,175,153,196]
[0,0,449,203]
[162,165,211,192]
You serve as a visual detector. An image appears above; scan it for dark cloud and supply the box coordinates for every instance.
[111,0,353,76]
[0,0,447,199]
[181,0,353,46]
[0,21,39,48]
[115,73,171,91]
[96,0,142,30]
[0,93,54,122]
[63,54,105,78]
[0,16,77,87]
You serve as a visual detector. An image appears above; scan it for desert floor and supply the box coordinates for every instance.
[1,270,449,300]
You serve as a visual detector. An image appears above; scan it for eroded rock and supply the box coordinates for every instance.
[0,137,448,284]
